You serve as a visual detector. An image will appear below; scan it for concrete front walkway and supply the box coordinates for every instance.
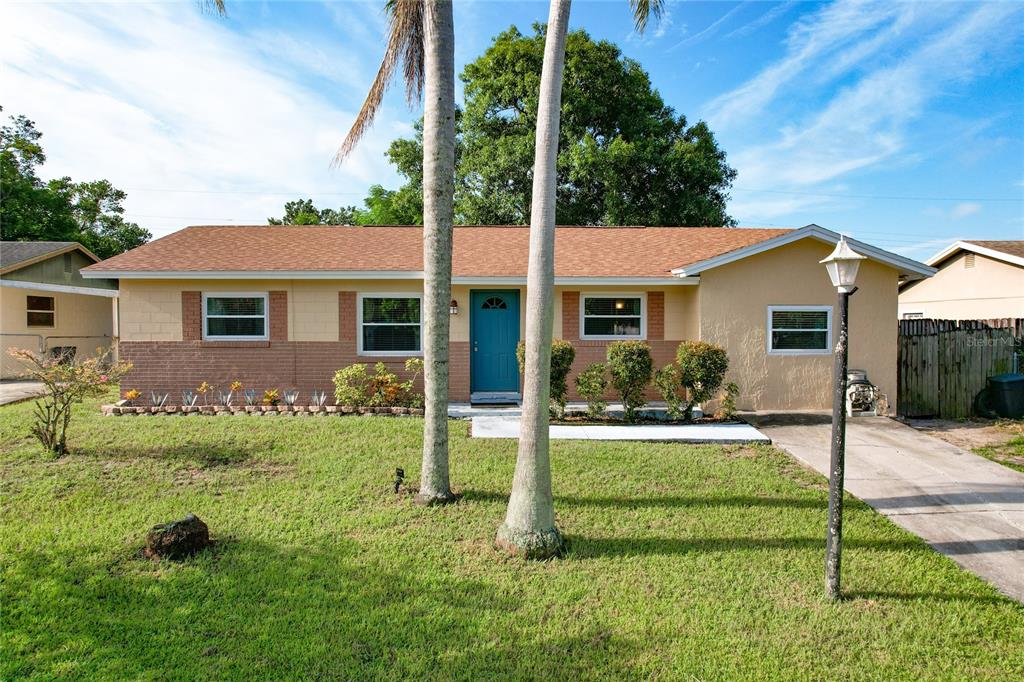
[751,413,1024,602]
[471,415,770,444]
[0,381,45,406]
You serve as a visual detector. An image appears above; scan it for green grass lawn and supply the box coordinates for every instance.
[2,393,1022,680]
[974,420,1024,474]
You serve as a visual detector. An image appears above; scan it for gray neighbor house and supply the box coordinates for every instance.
[1,241,118,379]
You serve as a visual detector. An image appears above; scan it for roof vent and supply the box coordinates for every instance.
[965,252,976,269]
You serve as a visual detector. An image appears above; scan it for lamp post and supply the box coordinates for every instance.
[820,235,866,601]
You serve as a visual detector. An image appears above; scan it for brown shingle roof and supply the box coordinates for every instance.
[963,240,1024,260]
[82,225,793,278]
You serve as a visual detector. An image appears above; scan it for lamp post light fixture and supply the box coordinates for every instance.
[819,235,866,601]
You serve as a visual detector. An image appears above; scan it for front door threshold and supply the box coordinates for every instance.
[470,392,521,405]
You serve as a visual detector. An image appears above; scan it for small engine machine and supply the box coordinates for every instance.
[846,369,885,417]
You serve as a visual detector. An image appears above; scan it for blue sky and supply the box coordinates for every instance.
[3,0,1022,261]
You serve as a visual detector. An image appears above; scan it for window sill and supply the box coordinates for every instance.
[199,340,271,348]
[767,350,832,356]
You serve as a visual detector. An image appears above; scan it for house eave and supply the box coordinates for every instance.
[925,240,1024,269]
[670,224,936,281]
[82,270,699,285]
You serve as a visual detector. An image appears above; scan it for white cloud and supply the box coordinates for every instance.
[671,2,748,50]
[713,0,1024,219]
[950,202,982,219]
[724,0,798,39]
[0,2,408,238]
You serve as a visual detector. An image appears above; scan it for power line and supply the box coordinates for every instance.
[733,186,1023,203]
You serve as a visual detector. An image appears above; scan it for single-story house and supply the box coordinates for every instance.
[1,241,118,379]
[81,223,934,411]
[898,240,1024,320]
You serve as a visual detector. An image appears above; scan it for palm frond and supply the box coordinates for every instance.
[629,0,664,34]
[199,0,227,16]
[334,0,424,165]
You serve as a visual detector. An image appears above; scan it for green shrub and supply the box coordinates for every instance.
[333,360,424,408]
[653,364,685,418]
[675,340,729,420]
[575,362,609,419]
[516,339,576,417]
[606,340,653,422]
[333,363,370,407]
[718,382,740,420]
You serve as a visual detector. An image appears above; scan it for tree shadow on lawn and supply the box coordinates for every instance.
[70,440,274,469]
[3,537,646,680]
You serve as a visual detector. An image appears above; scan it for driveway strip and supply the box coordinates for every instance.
[753,413,1024,603]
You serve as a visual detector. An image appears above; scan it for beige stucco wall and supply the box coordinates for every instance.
[1,285,113,378]
[699,239,899,412]
[898,252,1024,320]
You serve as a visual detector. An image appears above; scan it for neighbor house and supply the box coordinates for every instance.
[898,240,1024,320]
[1,241,118,379]
[81,224,934,411]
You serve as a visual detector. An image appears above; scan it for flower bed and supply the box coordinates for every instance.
[101,404,425,417]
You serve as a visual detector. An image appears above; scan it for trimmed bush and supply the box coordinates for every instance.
[516,339,576,417]
[676,340,729,420]
[333,364,371,407]
[606,340,653,422]
[653,364,685,419]
[718,382,740,420]
[575,362,609,419]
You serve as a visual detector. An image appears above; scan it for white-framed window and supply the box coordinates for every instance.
[767,306,832,355]
[26,295,55,328]
[202,293,269,340]
[580,293,646,340]
[358,293,422,355]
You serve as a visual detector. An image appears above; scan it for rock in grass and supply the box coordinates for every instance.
[144,514,210,560]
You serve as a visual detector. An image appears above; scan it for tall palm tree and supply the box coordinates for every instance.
[496,0,663,558]
[337,0,458,506]
[210,0,457,505]
[336,0,457,505]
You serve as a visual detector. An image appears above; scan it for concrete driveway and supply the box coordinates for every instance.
[0,381,45,406]
[750,413,1024,603]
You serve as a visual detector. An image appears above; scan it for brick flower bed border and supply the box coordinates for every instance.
[101,405,425,417]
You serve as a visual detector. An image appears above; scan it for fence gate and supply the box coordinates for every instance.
[897,318,1020,419]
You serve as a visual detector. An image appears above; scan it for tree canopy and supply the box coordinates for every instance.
[317,25,736,227]
[0,110,151,259]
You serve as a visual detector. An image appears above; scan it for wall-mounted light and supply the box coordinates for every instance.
[450,299,459,315]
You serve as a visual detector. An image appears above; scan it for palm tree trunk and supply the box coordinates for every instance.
[415,0,457,506]
[496,0,571,558]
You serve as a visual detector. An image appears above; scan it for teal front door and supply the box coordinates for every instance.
[471,290,520,393]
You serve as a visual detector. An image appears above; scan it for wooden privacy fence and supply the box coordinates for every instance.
[898,318,1021,419]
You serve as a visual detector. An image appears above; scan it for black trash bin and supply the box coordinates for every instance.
[987,373,1024,419]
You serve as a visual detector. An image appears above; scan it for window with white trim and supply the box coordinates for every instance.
[203,293,268,340]
[26,295,55,327]
[767,306,831,354]
[359,295,422,354]
[581,295,645,339]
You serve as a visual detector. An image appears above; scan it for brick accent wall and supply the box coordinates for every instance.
[565,339,678,402]
[562,291,579,340]
[181,291,201,341]
[339,291,356,342]
[647,291,664,341]
[120,341,449,401]
[269,291,288,341]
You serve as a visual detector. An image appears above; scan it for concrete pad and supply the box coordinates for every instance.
[752,413,1024,602]
[0,381,45,406]
[471,415,770,444]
